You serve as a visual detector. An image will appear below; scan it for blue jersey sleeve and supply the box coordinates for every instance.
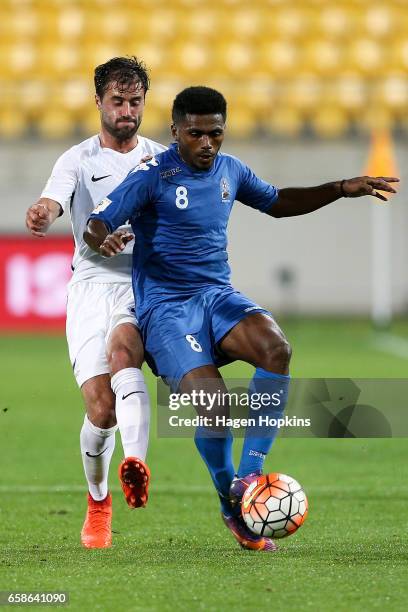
[89,160,161,232]
[235,160,279,213]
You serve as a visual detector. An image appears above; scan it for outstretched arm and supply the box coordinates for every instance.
[269,176,399,218]
[84,220,134,258]
[25,198,62,237]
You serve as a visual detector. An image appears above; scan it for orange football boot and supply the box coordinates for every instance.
[118,457,150,508]
[81,492,112,549]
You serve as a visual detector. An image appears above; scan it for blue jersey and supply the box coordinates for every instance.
[89,143,278,317]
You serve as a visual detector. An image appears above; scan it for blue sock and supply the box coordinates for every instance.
[237,368,290,478]
[194,426,236,517]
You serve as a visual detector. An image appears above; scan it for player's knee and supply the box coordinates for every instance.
[107,344,143,374]
[85,389,116,429]
[259,336,292,372]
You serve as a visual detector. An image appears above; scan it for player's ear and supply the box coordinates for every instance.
[171,123,179,142]
[95,94,102,111]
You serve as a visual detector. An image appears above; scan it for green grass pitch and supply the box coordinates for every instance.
[0,319,407,611]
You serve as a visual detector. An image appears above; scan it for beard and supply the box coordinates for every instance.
[103,115,140,141]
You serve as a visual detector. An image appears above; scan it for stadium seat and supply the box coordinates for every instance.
[348,39,385,76]
[260,40,299,77]
[304,40,342,76]
[172,41,213,76]
[0,109,29,138]
[271,6,308,40]
[19,80,49,119]
[37,109,74,139]
[363,5,395,38]
[139,107,170,138]
[226,107,258,139]
[228,8,262,39]
[56,5,85,40]
[362,107,394,131]
[215,40,256,76]
[319,6,351,39]
[373,74,408,115]
[80,106,103,136]
[38,43,81,77]
[334,74,367,115]
[264,106,303,137]
[311,107,349,138]
[285,75,322,113]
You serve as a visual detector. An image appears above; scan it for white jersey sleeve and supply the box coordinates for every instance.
[41,146,79,212]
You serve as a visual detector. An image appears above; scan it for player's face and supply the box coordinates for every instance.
[96,80,145,141]
[172,114,225,170]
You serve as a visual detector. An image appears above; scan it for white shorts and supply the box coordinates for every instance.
[66,282,138,388]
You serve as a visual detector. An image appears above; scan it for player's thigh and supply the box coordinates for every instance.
[143,299,215,391]
[107,323,144,375]
[66,283,111,388]
[219,312,291,370]
[106,286,144,374]
[81,374,116,429]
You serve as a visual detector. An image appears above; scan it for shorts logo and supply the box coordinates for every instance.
[244,306,260,313]
[93,198,112,213]
[220,177,231,203]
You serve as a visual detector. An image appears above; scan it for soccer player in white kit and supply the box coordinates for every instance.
[25,57,166,548]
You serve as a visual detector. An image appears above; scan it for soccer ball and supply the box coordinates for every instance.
[241,473,308,538]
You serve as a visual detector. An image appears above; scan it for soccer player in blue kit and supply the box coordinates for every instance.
[84,87,398,552]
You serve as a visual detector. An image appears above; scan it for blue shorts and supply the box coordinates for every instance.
[141,285,270,389]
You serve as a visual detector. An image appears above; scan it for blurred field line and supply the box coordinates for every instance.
[0,484,405,496]
[371,333,408,359]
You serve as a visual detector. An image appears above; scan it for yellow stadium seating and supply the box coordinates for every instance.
[311,106,349,138]
[0,106,29,138]
[37,109,74,139]
[264,106,303,137]
[0,0,407,138]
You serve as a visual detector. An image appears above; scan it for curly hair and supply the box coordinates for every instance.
[172,86,227,123]
[94,56,150,99]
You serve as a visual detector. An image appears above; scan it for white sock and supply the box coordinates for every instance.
[111,368,150,461]
[80,415,117,501]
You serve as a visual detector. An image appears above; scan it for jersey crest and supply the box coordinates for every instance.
[220,177,231,203]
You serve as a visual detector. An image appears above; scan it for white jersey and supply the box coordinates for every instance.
[41,134,167,284]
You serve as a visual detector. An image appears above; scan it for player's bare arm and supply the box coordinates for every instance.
[269,176,399,218]
[84,220,133,257]
[25,198,62,237]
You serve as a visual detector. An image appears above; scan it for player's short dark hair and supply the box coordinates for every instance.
[94,56,150,99]
[172,86,227,123]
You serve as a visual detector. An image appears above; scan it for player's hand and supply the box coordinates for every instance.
[341,176,399,201]
[140,154,153,163]
[25,203,52,237]
[99,229,134,257]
